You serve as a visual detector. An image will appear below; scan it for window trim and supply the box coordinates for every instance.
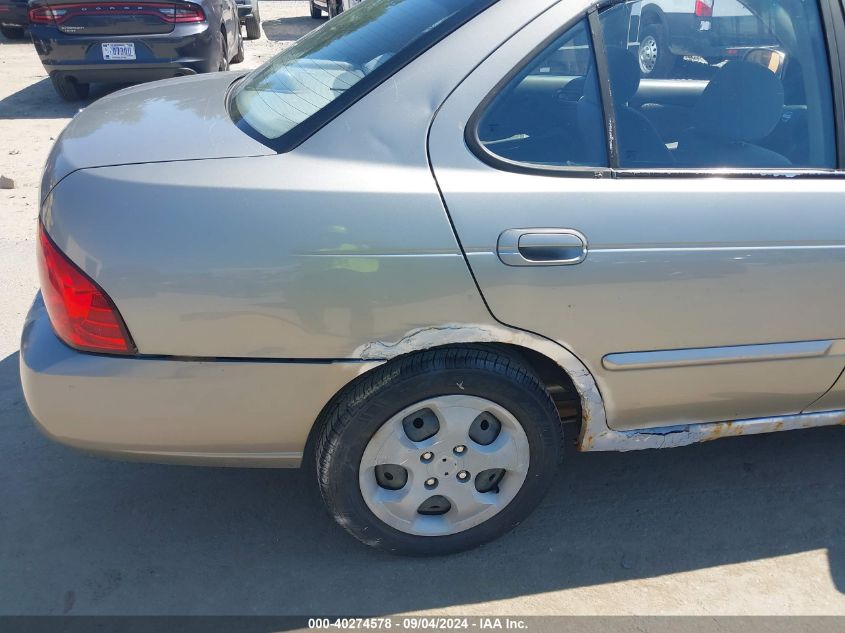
[464,13,614,180]
[615,167,843,178]
[465,0,845,179]
[587,6,620,169]
[821,0,845,168]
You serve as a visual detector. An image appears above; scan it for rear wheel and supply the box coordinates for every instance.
[50,75,90,101]
[309,1,322,18]
[0,25,26,39]
[231,29,245,63]
[638,23,675,78]
[218,30,229,71]
[327,0,339,18]
[244,5,260,39]
[316,347,562,556]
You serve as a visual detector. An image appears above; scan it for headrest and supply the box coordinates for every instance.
[691,61,784,142]
[583,47,641,105]
[605,47,641,104]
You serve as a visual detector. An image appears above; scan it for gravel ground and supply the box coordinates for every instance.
[0,1,844,617]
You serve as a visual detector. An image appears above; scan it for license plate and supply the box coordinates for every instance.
[101,43,136,61]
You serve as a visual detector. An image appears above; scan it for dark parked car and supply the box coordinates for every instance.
[0,0,28,39]
[27,0,244,100]
[235,0,259,39]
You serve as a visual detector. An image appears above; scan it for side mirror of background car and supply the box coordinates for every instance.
[743,47,787,78]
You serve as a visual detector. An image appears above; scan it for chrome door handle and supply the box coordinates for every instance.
[497,229,587,266]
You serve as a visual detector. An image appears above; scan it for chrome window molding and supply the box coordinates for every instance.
[615,168,845,179]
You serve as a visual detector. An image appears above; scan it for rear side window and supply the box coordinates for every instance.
[599,0,837,169]
[474,19,609,169]
[231,0,496,146]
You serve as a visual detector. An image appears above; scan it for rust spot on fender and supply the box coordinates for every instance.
[590,411,845,452]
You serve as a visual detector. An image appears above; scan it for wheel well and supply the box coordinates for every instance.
[640,6,663,28]
[302,342,583,470]
[492,343,581,423]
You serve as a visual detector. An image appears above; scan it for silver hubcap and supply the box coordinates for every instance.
[639,35,658,74]
[358,395,530,537]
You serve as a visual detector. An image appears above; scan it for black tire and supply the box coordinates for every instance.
[638,23,675,78]
[309,1,322,18]
[1,25,26,39]
[231,30,245,63]
[327,0,338,18]
[315,347,562,556]
[218,30,229,71]
[244,8,260,40]
[50,75,90,102]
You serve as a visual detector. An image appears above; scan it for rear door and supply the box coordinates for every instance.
[429,0,845,431]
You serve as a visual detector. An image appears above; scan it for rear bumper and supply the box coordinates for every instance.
[20,295,373,468]
[51,64,198,84]
[669,35,763,59]
[0,3,27,28]
[29,23,219,82]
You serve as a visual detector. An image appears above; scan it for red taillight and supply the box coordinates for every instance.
[28,2,205,25]
[37,224,135,355]
[695,0,714,17]
[158,4,205,22]
[29,6,59,24]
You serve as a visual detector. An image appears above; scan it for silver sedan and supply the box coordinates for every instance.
[21,0,845,555]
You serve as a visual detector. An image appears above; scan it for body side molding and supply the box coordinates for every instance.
[603,339,839,371]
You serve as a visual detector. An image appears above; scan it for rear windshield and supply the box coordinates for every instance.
[229,0,495,147]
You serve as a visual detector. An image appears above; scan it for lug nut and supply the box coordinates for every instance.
[457,470,470,481]
[421,451,434,463]
[425,477,438,489]
[454,445,466,455]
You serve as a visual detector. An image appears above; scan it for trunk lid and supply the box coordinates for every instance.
[42,73,276,198]
[31,0,204,35]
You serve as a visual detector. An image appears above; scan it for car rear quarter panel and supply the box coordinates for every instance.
[41,0,556,360]
[43,154,493,359]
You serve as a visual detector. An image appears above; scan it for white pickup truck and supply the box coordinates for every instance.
[629,0,777,76]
